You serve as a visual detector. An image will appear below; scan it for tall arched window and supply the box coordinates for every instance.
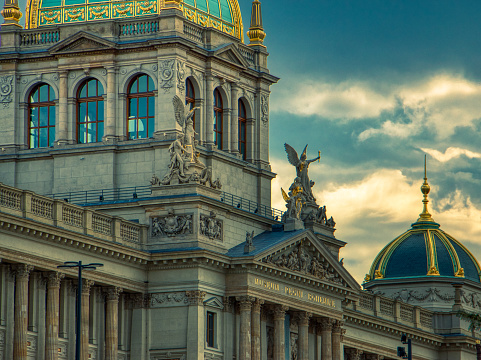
[186,78,195,129]
[213,89,223,150]
[127,74,155,140]
[28,83,56,149]
[77,78,104,144]
[238,99,247,160]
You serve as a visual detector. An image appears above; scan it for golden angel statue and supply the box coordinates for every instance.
[284,143,320,203]
[281,177,305,220]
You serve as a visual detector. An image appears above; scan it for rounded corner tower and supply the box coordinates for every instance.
[363,160,481,311]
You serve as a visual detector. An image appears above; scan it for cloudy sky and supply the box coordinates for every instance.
[237,0,481,284]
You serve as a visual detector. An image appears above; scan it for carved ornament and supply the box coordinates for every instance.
[151,292,188,307]
[185,290,206,306]
[159,60,175,92]
[390,287,454,303]
[200,211,222,241]
[105,287,123,301]
[0,76,14,108]
[151,209,193,237]
[177,61,186,93]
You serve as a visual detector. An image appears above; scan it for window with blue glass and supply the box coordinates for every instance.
[77,78,104,144]
[28,83,56,149]
[127,74,155,140]
[238,99,247,160]
[214,89,223,150]
[186,78,195,129]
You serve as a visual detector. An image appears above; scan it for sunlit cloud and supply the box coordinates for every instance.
[421,146,481,162]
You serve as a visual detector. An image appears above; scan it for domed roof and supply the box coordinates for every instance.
[364,161,481,285]
[25,0,243,40]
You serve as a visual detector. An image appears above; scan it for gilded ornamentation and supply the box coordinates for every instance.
[159,60,175,92]
[89,5,108,20]
[113,3,133,17]
[0,76,14,108]
[151,209,193,237]
[262,242,345,285]
[177,61,186,93]
[64,7,84,21]
[184,8,196,21]
[200,211,222,241]
[261,94,269,124]
[281,177,304,221]
[40,10,61,24]
[136,0,156,13]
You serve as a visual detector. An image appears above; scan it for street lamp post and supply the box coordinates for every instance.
[57,261,103,360]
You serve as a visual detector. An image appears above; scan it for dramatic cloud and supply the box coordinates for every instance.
[421,147,481,162]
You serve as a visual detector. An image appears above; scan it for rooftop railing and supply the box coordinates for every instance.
[46,185,284,221]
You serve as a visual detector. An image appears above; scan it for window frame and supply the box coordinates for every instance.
[126,74,156,140]
[238,99,247,160]
[206,311,216,348]
[28,83,56,149]
[76,78,105,144]
[213,89,223,150]
[186,78,196,130]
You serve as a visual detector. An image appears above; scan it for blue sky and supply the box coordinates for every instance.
[13,0,481,283]
[237,0,481,283]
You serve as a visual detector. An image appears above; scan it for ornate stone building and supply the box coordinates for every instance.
[0,0,481,359]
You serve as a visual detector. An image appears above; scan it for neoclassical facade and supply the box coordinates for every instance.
[1,0,481,359]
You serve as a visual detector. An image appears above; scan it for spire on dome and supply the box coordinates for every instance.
[1,0,23,27]
[417,154,434,223]
[247,0,266,47]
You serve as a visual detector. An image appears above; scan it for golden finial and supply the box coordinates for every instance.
[417,154,434,222]
[1,0,23,27]
[247,0,266,47]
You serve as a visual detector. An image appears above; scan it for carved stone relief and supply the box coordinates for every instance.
[151,209,193,237]
[150,352,185,360]
[389,287,454,303]
[200,211,222,241]
[0,75,14,108]
[290,332,298,360]
[177,61,185,93]
[159,59,175,92]
[150,292,188,307]
[262,242,346,286]
[261,94,269,124]
[461,290,481,308]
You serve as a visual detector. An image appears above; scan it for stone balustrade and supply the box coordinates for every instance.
[0,182,148,249]
[349,291,434,331]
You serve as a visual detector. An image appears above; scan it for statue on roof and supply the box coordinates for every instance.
[284,143,320,203]
[281,177,305,220]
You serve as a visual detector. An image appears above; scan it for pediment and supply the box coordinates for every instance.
[49,31,117,55]
[204,297,224,310]
[254,231,360,291]
[210,44,249,68]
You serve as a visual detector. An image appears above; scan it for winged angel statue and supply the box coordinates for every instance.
[173,95,199,162]
[284,143,320,203]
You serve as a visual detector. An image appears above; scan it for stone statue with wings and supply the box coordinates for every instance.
[173,95,199,162]
[284,143,320,203]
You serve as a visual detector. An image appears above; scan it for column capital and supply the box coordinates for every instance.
[44,271,65,288]
[345,348,363,360]
[230,82,240,91]
[332,319,344,333]
[104,286,123,301]
[59,70,68,78]
[105,65,118,73]
[318,317,333,332]
[272,304,289,320]
[12,264,34,279]
[81,279,95,295]
[185,290,206,305]
[236,296,255,311]
[297,311,312,326]
[252,298,264,313]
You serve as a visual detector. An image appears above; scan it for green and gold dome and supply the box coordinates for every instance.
[25,0,243,40]
[364,161,481,285]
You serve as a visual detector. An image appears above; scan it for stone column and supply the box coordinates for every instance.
[186,290,206,360]
[80,280,94,360]
[45,272,65,360]
[298,312,311,360]
[105,287,122,360]
[319,318,332,360]
[273,305,288,360]
[205,74,214,145]
[104,66,117,141]
[57,71,68,144]
[332,320,344,360]
[251,298,263,360]
[13,264,34,360]
[237,296,254,360]
[230,82,239,153]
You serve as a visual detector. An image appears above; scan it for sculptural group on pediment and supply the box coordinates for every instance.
[262,243,344,285]
[281,143,335,228]
[150,95,221,189]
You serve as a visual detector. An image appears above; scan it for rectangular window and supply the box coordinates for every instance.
[206,311,215,348]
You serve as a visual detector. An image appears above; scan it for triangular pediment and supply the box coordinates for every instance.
[210,44,249,68]
[203,297,224,310]
[49,31,117,55]
[253,231,360,291]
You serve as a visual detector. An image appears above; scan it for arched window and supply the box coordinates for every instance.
[77,78,104,144]
[127,74,155,140]
[186,78,195,129]
[213,89,223,150]
[238,99,247,160]
[28,83,56,149]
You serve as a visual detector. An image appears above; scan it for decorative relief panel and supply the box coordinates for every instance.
[261,94,269,124]
[151,209,193,238]
[290,332,298,360]
[150,292,188,307]
[150,351,185,360]
[64,7,85,22]
[88,4,109,20]
[262,241,346,286]
[159,60,175,92]
[177,61,185,93]
[389,287,454,303]
[0,75,14,108]
[39,9,62,25]
[136,0,157,16]
[199,211,222,241]
[112,2,134,17]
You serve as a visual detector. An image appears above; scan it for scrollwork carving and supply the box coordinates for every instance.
[261,94,269,124]
[0,75,14,108]
[390,287,454,303]
[177,61,186,93]
[200,211,222,241]
[151,209,193,237]
[159,60,175,92]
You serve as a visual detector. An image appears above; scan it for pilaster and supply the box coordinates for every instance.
[251,298,263,360]
[237,296,254,360]
[105,287,122,360]
[186,290,206,360]
[80,279,94,360]
[13,264,34,360]
[45,272,65,360]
